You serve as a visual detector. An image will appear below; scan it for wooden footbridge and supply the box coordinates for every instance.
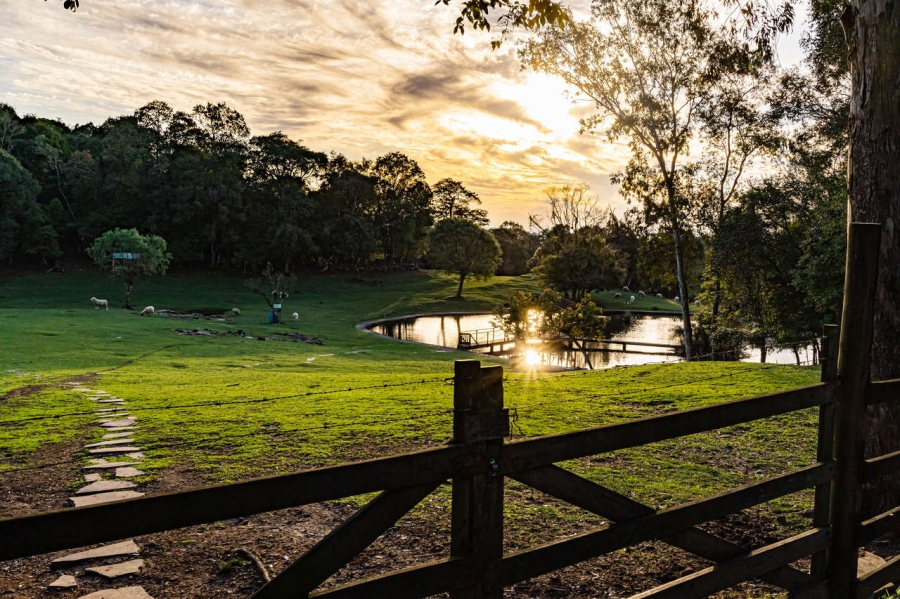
[457,328,680,353]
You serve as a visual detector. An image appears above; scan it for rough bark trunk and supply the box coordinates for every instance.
[456,272,466,299]
[843,0,900,513]
[672,227,694,360]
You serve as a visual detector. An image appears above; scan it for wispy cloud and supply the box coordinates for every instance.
[1,0,631,225]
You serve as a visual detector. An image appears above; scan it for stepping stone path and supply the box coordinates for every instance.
[49,575,78,588]
[47,384,155,597]
[76,480,138,495]
[86,559,145,579]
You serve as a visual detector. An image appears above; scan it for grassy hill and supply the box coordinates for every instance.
[0,267,817,503]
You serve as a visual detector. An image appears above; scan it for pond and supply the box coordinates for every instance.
[367,313,815,370]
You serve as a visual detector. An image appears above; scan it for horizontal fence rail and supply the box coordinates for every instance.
[0,444,477,561]
[499,382,837,474]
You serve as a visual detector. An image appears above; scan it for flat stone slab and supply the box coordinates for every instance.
[103,427,136,433]
[69,491,145,507]
[98,400,127,405]
[100,420,135,428]
[52,540,140,566]
[103,432,134,439]
[83,460,139,470]
[76,480,137,494]
[125,452,146,459]
[88,446,142,455]
[98,408,126,413]
[85,439,135,448]
[115,467,145,478]
[49,574,78,588]
[86,558,144,579]
[84,473,102,482]
[77,586,153,599]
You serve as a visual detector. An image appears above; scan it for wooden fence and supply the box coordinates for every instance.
[1,222,899,598]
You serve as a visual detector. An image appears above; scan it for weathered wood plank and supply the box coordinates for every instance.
[812,324,840,579]
[855,505,900,546]
[451,360,506,599]
[511,465,812,590]
[500,463,832,586]
[251,482,440,599]
[863,449,900,482]
[856,553,900,599]
[500,384,836,473]
[829,223,882,599]
[310,556,477,599]
[0,444,477,561]
[866,378,900,405]
[628,528,830,599]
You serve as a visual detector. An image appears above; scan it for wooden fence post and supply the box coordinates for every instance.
[827,222,882,599]
[810,324,839,581]
[450,360,509,599]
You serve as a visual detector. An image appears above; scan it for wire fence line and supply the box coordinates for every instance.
[0,355,821,473]
[1,408,454,474]
[0,378,452,426]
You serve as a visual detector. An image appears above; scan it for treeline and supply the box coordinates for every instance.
[0,100,538,273]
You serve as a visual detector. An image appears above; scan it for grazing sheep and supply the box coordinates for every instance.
[638,290,645,297]
[695,299,701,305]
[291,312,299,321]
[90,297,108,310]
[629,295,635,303]
[674,296,680,303]
[231,308,241,316]
[140,306,155,316]
[613,292,622,299]
[656,293,663,298]
[622,286,630,292]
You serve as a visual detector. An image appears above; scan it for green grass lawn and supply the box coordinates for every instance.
[0,266,819,515]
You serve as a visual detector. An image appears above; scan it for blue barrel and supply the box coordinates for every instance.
[268,311,275,323]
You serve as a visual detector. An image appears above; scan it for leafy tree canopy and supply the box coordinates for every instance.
[427,217,502,298]
[86,228,171,308]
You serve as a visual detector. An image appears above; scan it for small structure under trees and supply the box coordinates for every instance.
[86,228,170,309]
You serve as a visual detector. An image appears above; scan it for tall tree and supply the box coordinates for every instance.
[519,0,749,359]
[427,218,502,298]
[529,185,624,299]
[365,152,433,264]
[430,178,489,225]
[492,221,539,276]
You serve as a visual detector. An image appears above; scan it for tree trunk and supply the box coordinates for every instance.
[843,0,900,513]
[456,272,467,298]
[124,281,133,310]
[759,343,767,364]
[710,278,722,360]
[672,227,694,360]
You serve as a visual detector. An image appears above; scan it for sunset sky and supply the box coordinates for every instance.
[1,1,806,226]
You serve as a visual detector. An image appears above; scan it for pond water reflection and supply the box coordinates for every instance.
[369,313,814,369]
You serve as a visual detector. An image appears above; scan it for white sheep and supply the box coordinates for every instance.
[291,312,299,321]
[231,308,241,316]
[695,299,701,306]
[622,286,630,292]
[140,306,155,316]
[629,295,635,304]
[613,292,622,299]
[90,297,108,310]
[638,290,645,297]
[656,293,663,298]
[675,296,680,303]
